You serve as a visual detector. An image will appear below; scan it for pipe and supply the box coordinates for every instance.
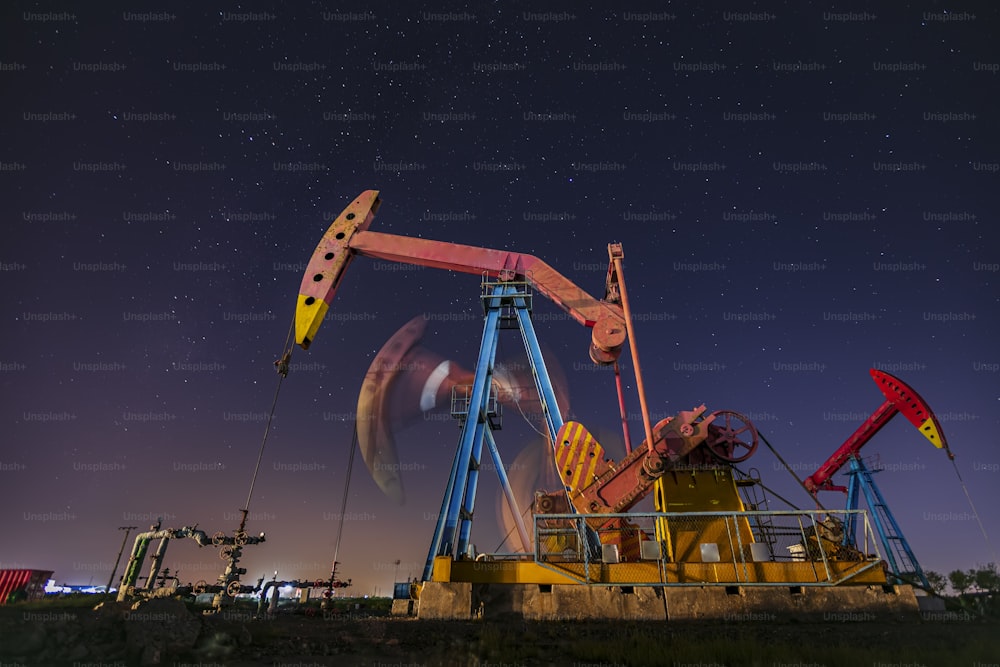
[118,534,152,602]
[610,250,655,457]
[256,580,278,615]
[115,527,220,601]
[613,361,633,453]
[270,584,280,613]
[255,580,315,616]
[145,537,171,591]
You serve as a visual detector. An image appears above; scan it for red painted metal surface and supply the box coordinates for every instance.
[804,369,949,494]
[871,369,948,451]
[349,229,625,332]
[295,190,381,347]
[555,408,716,528]
[0,569,53,604]
[612,361,633,453]
[804,399,896,494]
[295,191,627,363]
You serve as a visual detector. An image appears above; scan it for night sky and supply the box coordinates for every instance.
[2,2,998,598]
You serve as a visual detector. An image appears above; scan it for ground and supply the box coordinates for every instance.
[0,597,997,666]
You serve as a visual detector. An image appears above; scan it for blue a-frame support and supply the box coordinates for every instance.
[843,455,930,589]
[421,281,565,581]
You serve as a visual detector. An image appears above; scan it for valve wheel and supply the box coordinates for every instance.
[226,580,242,597]
[704,410,758,463]
[212,531,226,546]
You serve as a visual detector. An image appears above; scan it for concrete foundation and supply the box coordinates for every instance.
[415,581,472,620]
[391,598,415,616]
[664,584,920,622]
[471,582,667,620]
[416,582,920,621]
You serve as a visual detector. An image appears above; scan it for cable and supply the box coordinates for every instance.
[758,431,828,512]
[950,457,998,564]
[241,316,296,526]
[330,423,359,583]
[496,329,551,439]
[732,465,803,511]
[494,496,536,553]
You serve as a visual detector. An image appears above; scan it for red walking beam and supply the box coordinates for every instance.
[294,190,626,364]
[803,369,949,494]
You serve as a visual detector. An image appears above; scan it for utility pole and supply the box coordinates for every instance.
[106,526,137,596]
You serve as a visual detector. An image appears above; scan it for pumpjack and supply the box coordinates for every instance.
[803,369,952,589]
[287,190,950,619]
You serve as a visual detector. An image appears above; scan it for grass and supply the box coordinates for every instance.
[5,594,999,665]
[470,619,1000,667]
[6,592,114,610]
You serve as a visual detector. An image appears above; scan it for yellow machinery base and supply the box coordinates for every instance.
[437,556,888,587]
[412,468,907,619]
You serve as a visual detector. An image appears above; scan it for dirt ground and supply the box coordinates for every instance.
[2,602,999,666]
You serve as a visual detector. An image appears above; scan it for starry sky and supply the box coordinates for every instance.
[1,2,998,597]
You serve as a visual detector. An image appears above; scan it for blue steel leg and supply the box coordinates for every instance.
[856,466,898,575]
[454,411,491,557]
[514,294,599,552]
[454,287,509,556]
[513,297,564,442]
[422,427,467,580]
[421,285,504,580]
[855,458,930,589]
[844,456,862,547]
[475,426,532,552]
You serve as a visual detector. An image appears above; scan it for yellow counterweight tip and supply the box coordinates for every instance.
[295,294,329,349]
[918,417,945,449]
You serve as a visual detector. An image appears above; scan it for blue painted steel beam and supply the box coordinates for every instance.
[843,458,862,546]
[422,282,570,580]
[422,284,504,580]
[452,287,508,557]
[514,295,564,443]
[482,426,530,548]
[848,456,930,589]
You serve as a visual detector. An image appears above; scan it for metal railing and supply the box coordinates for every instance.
[533,510,885,587]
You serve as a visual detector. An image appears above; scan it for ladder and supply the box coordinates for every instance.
[735,467,779,559]
[844,455,930,589]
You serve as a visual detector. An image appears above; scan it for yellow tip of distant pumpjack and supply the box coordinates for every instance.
[294,190,381,349]
[917,417,945,449]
